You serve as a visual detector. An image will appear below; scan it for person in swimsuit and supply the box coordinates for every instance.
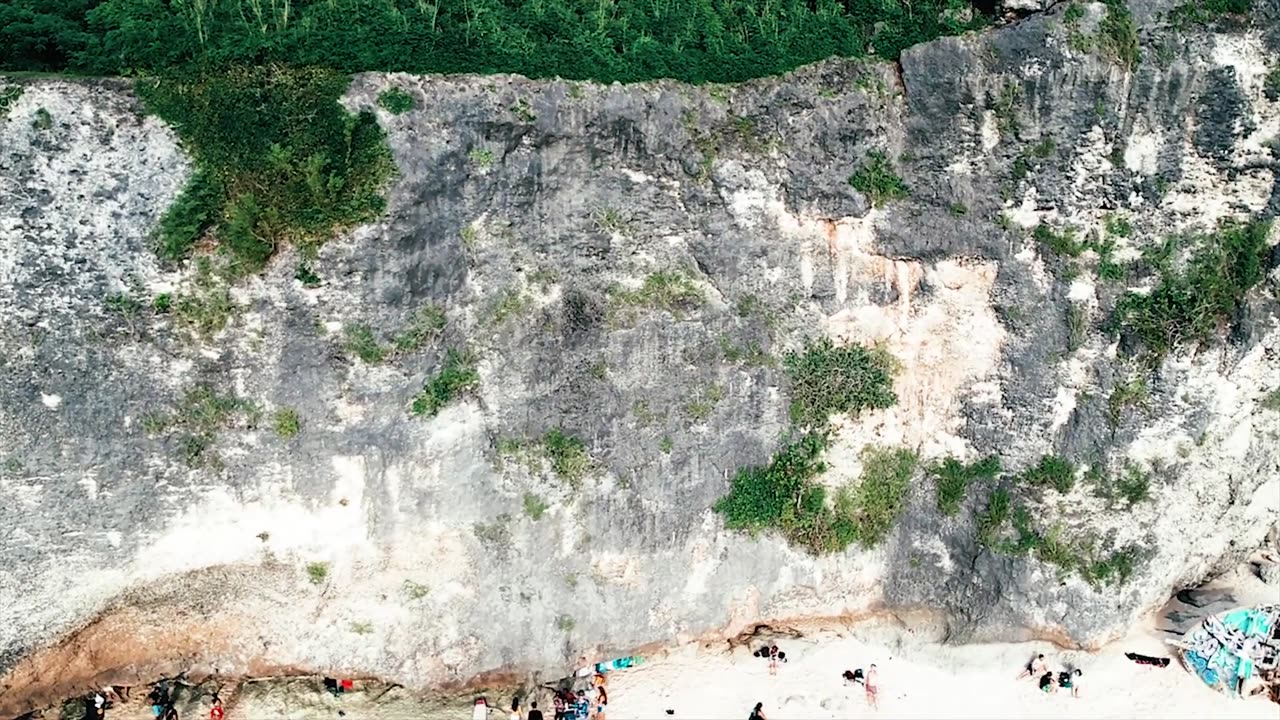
[1070,669,1082,698]
[593,686,607,720]
[210,696,225,720]
[768,646,779,676]
[865,664,879,709]
[747,702,766,720]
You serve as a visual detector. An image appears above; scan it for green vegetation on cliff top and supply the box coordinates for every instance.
[2,0,989,83]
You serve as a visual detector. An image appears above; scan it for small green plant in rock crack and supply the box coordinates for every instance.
[295,264,321,287]
[306,561,329,584]
[272,407,301,438]
[0,86,22,119]
[949,203,968,217]
[543,428,591,485]
[993,82,1023,137]
[848,151,909,207]
[588,359,608,380]
[930,455,1001,516]
[1114,462,1152,507]
[659,436,674,454]
[488,288,531,325]
[473,514,513,552]
[143,385,258,467]
[411,349,479,418]
[1066,304,1088,352]
[511,98,536,123]
[1020,455,1076,493]
[469,147,494,169]
[1264,65,1280,102]
[1034,224,1084,258]
[377,87,414,114]
[1096,0,1140,69]
[523,492,549,521]
[343,304,447,363]
[343,323,385,363]
[784,338,897,429]
[1169,0,1252,29]
[608,271,704,321]
[592,207,628,233]
[1107,373,1150,426]
[173,257,236,340]
[1262,389,1280,412]
[556,615,576,632]
[349,621,374,635]
[719,335,775,367]
[402,580,429,600]
[31,107,52,131]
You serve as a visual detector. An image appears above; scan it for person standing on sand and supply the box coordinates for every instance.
[768,645,779,676]
[865,664,879,710]
[748,702,766,720]
[1070,669,1082,698]
[527,701,543,720]
[592,686,607,720]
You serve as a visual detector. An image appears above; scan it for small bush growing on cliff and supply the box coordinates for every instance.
[784,338,897,429]
[977,488,1011,546]
[1099,0,1139,70]
[144,385,257,467]
[543,428,590,485]
[377,87,414,114]
[306,561,329,584]
[931,455,1001,516]
[142,66,393,273]
[411,349,479,418]
[1111,219,1272,361]
[715,433,829,536]
[848,151,909,207]
[1021,455,1076,493]
[1266,66,1280,102]
[715,437,917,553]
[1169,0,1253,28]
[0,86,21,119]
[272,408,301,438]
[344,323,385,364]
[608,271,704,323]
[523,492,549,520]
[838,447,919,548]
[1114,463,1152,507]
[1107,373,1150,426]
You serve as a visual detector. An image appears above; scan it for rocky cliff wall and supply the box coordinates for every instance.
[1,1,1279,715]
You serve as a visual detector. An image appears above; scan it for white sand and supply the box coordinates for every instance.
[606,620,1277,720]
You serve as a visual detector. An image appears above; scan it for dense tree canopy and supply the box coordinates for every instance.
[2,0,985,82]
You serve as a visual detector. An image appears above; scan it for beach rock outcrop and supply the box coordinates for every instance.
[1,0,1278,715]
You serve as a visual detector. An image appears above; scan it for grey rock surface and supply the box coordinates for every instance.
[1,2,1279,714]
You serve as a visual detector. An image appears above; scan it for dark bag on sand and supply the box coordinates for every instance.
[1125,652,1170,667]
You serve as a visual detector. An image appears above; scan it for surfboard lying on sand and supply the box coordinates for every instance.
[574,656,644,677]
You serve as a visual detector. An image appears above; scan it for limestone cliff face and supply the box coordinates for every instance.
[2,2,1279,716]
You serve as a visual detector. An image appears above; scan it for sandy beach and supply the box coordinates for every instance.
[604,569,1279,720]
[604,624,1277,720]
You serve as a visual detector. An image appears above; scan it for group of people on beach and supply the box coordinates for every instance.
[474,674,608,720]
[1018,653,1083,697]
[79,682,224,720]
